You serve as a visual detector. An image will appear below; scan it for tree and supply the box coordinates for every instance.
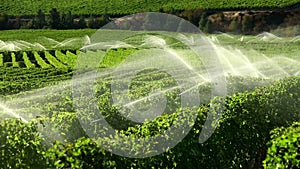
[181,9,202,26]
[86,16,96,28]
[204,19,214,33]
[0,13,9,30]
[60,12,67,29]
[103,7,109,23]
[242,15,254,34]
[34,9,46,29]
[199,12,207,31]
[60,12,74,29]
[48,8,60,29]
[229,19,239,33]
[65,11,74,29]
[13,17,22,29]
[253,14,268,34]
[97,16,109,27]
[76,16,86,29]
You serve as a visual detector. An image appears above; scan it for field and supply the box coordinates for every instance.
[0,29,97,43]
[1,0,300,16]
[0,27,300,168]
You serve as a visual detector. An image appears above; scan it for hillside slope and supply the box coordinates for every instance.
[1,0,300,16]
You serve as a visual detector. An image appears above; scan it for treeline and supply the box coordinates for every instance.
[176,9,300,35]
[1,8,300,35]
[197,10,300,35]
[0,8,109,30]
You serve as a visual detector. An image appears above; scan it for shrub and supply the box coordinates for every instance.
[205,77,300,168]
[1,76,300,168]
[263,121,300,169]
[0,119,47,168]
[47,77,300,168]
[46,138,111,169]
[38,112,87,146]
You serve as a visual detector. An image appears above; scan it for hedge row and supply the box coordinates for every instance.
[263,121,300,168]
[1,76,300,168]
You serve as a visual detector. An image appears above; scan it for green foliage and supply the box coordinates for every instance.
[11,52,19,68]
[46,108,201,169]
[33,51,52,68]
[44,51,67,69]
[99,48,137,68]
[76,16,86,29]
[0,119,47,168]
[1,33,300,168]
[55,50,78,67]
[198,12,207,31]
[46,138,112,169]
[56,10,75,29]
[204,19,214,33]
[1,69,300,168]
[0,67,73,96]
[242,15,254,34]
[0,113,87,168]
[34,9,46,29]
[0,29,96,44]
[48,8,60,29]
[52,73,300,168]
[0,53,3,67]
[4,62,13,68]
[1,0,300,16]
[205,77,300,168]
[37,112,86,146]
[86,16,107,29]
[23,51,35,68]
[0,13,8,30]
[263,121,300,169]
[229,19,239,32]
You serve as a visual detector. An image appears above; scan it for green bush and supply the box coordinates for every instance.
[4,62,13,68]
[47,107,200,169]
[46,138,112,169]
[263,121,300,169]
[201,77,300,168]
[38,112,87,146]
[0,112,87,168]
[46,76,300,169]
[166,76,300,168]
[1,76,300,168]
[0,119,47,169]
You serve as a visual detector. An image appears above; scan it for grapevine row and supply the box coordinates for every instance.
[1,0,299,16]
[0,50,79,69]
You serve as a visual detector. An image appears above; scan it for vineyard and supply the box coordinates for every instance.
[0,29,97,43]
[0,50,80,68]
[0,28,300,168]
[1,0,300,16]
